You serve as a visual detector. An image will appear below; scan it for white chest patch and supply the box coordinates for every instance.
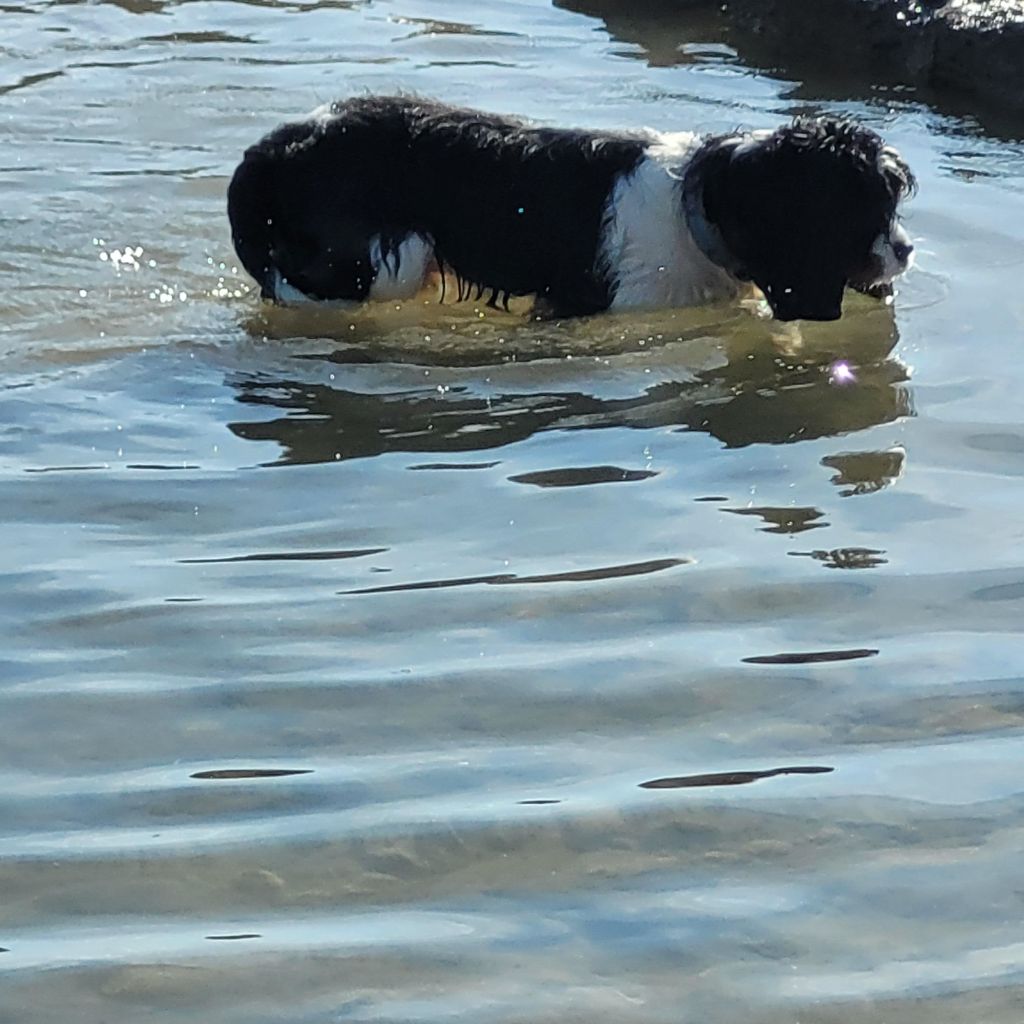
[600,131,739,311]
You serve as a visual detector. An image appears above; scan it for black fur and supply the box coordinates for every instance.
[688,117,916,321]
[228,95,646,316]
[228,96,915,322]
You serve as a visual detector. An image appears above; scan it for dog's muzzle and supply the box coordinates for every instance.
[851,223,914,299]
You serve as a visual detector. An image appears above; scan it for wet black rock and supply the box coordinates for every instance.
[724,0,1024,113]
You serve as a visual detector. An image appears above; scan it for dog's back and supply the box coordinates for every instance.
[228,96,649,312]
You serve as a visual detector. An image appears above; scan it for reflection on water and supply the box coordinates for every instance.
[179,547,388,563]
[229,304,910,464]
[508,465,660,487]
[724,505,828,534]
[742,648,880,665]
[790,546,889,569]
[639,765,834,789]
[555,0,733,69]
[822,446,907,495]
[191,769,315,780]
[342,556,690,594]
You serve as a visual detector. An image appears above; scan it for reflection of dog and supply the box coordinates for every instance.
[229,95,915,321]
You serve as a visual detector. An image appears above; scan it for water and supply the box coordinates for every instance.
[4,1,1024,1021]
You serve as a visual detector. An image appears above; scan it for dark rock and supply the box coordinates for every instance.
[556,0,1024,122]
[725,0,1024,114]
[930,1,1024,108]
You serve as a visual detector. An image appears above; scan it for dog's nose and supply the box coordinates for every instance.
[893,239,914,264]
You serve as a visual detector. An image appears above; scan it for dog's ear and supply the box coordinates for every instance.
[681,136,751,279]
[879,145,916,204]
[694,137,742,221]
[228,150,278,298]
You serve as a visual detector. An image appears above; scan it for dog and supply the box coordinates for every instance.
[228,95,915,322]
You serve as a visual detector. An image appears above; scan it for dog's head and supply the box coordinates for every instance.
[228,117,371,305]
[683,117,916,321]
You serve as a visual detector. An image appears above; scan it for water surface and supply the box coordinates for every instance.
[4,1,1024,1021]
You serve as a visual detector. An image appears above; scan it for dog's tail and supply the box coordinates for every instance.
[227,149,278,299]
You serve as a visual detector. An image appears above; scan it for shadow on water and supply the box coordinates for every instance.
[227,298,911,464]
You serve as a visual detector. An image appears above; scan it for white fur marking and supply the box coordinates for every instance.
[271,268,315,305]
[870,228,913,283]
[601,132,739,311]
[368,234,434,302]
[270,268,359,309]
[309,102,336,124]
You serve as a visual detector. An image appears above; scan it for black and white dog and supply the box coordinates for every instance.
[228,95,915,322]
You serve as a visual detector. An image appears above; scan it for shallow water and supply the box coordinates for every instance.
[4,1,1024,1021]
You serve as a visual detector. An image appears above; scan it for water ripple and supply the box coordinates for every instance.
[342,557,691,594]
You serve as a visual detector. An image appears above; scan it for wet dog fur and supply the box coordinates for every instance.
[228,95,915,322]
